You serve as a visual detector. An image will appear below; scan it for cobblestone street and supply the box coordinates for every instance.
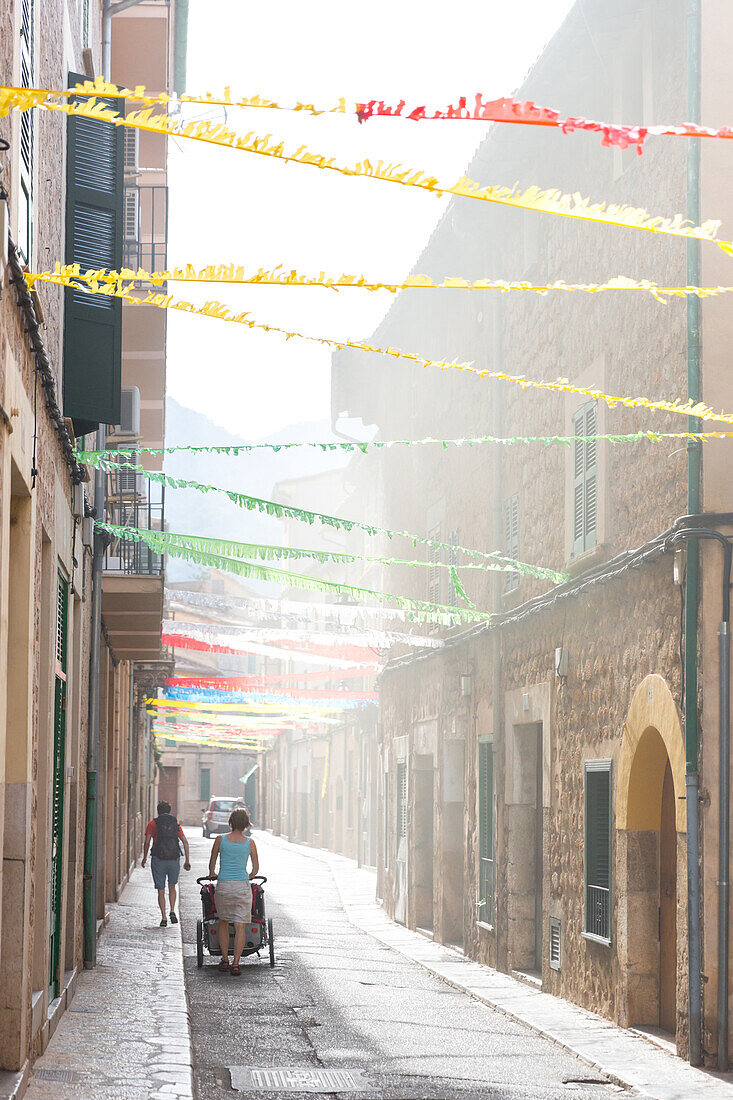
[16,831,733,1100]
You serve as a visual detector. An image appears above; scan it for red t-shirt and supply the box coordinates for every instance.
[145,820,186,839]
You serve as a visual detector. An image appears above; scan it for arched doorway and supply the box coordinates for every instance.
[616,675,686,1040]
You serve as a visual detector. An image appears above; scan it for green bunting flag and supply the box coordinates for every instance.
[109,527,565,584]
[84,455,568,582]
[97,522,491,624]
[76,430,676,461]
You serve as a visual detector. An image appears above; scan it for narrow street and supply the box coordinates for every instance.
[180,830,619,1099]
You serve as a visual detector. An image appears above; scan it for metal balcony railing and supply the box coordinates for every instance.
[103,462,165,575]
[123,185,168,273]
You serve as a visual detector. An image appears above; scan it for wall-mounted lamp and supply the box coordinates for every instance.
[460,674,473,697]
[555,647,569,678]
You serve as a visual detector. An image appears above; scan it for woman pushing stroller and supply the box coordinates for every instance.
[208,807,259,976]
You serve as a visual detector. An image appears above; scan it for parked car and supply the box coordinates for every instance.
[202,797,239,838]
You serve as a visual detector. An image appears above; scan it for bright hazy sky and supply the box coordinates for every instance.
[166,0,576,439]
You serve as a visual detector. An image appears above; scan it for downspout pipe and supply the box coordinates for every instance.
[685,0,702,1067]
[671,523,732,1069]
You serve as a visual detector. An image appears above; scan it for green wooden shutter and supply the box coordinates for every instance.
[49,572,68,998]
[396,760,407,839]
[504,495,519,592]
[63,71,124,436]
[427,525,441,606]
[18,0,34,262]
[572,402,598,557]
[584,403,598,551]
[478,740,494,922]
[199,767,211,802]
[584,760,611,940]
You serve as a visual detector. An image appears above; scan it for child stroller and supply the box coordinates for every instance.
[196,875,275,968]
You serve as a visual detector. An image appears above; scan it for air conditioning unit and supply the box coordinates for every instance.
[123,128,139,175]
[124,188,139,241]
[114,386,140,436]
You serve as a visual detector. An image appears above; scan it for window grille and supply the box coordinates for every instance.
[584,760,612,941]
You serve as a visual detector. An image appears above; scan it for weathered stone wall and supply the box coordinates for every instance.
[359,0,699,1051]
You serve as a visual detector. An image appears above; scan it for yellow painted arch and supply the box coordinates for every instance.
[616,673,686,832]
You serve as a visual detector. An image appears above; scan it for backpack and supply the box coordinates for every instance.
[153,813,181,860]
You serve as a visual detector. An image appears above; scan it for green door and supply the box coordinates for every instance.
[49,572,68,999]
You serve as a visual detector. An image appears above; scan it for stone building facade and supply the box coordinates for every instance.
[330,0,733,1069]
[0,0,183,1086]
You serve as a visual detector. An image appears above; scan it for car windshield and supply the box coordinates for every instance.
[211,800,237,812]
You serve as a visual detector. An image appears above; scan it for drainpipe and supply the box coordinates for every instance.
[673,522,732,1069]
[685,0,703,1067]
[83,426,105,968]
[102,0,147,80]
[490,296,505,967]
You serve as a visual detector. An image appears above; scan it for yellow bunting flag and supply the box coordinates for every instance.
[32,263,733,302]
[25,270,733,427]
[1,88,730,254]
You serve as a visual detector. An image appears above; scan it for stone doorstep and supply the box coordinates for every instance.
[262,832,733,1100]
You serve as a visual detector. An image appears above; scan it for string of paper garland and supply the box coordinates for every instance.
[35,278,733,427]
[82,428,733,464]
[35,263,733,302]
[8,95,730,254]
[166,670,380,687]
[162,633,381,668]
[166,589,456,627]
[7,78,733,156]
[98,489,562,579]
[163,619,442,651]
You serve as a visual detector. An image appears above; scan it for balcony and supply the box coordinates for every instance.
[123,185,168,273]
[102,457,166,661]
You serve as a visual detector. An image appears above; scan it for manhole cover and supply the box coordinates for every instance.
[230,1067,372,1092]
[33,1069,83,1083]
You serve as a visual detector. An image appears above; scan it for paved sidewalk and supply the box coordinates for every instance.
[264,832,733,1100]
[23,864,193,1100]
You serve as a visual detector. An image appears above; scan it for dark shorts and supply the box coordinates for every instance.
[151,855,180,890]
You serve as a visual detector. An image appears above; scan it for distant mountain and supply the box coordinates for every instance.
[162,397,354,582]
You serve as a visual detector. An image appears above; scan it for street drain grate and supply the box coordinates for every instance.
[230,1067,373,1092]
[33,1069,83,1083]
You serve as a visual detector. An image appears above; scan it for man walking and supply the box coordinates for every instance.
[142,800,191,926]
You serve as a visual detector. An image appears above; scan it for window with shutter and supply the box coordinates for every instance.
[504,495,520,592]
[18,0,34,262]
[63,71,124,436]
[584,760,612,942]
[477,738,494,923]
[571,402,598,557]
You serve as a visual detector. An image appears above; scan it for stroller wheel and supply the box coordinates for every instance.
[268,918,275,968]
[196,919,204,968]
